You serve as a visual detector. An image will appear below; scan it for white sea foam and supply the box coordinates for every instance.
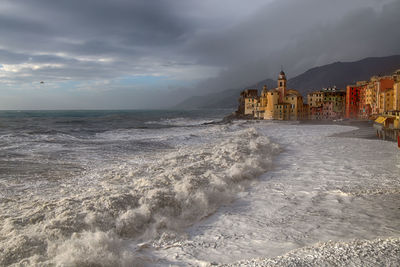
[3,120,399,266]
[223,237,400,266]
[145,117,215,127]
[148,122,400,265]
[0,125,279,266]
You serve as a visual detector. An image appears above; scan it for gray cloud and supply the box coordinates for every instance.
[0,0,399,109]
[186,0,400,94]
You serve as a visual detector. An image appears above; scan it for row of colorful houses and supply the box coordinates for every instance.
[237,69,400,120]
[307,87,346,120]
[344,70,400,142]
[345,71,400,119]
[236,70,348,121]
[236,69,400,142]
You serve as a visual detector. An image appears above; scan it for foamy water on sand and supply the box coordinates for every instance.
[1,111,399,266]
[151,122,400,266]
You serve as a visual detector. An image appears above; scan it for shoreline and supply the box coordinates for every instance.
[300,119,379,140]
[152,121,400,265]
[224,113,379,140]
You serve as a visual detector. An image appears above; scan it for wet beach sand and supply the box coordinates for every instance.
[300,119,378,140]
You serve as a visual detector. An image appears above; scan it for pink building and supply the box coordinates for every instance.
[309,106,323,120]
[322,101,344,120]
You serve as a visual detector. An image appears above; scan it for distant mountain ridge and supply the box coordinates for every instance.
[174,79,276,109]
[287,55,400,95]
[174,55,400,109]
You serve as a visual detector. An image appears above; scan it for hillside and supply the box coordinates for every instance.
[288,55,400,96]
[174,55,400,109]
[174,79,276,109]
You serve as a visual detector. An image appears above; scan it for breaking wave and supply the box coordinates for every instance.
[145,117,216,127]
[0,127,279,266]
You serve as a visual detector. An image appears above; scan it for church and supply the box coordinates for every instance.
[240,70,308,120]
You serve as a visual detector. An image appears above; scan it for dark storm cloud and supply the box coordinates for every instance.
[0,0,195,83]
[0,0,399,109]
[187,0,400,94]
[0,49,28,64]
[1,0,190,46]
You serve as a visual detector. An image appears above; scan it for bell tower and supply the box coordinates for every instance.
[277,69,287,102]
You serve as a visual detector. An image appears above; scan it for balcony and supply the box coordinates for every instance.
[383,111,400,117]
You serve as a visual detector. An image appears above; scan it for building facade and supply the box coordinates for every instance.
[236,70,307,120]
[345,72,400,119]
[308,87,345,120]
[263,71,306,120]
[346,85,362,118]
[237,89,258,116]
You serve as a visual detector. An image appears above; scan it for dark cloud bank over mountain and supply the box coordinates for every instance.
[188,0,400,97]
[176,55,400,109]
[0,0,399,109]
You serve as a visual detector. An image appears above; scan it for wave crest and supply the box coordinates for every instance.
[1,127,279,266]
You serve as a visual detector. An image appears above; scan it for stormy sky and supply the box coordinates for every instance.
[0,0,399,109]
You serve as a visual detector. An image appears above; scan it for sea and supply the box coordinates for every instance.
[1,110,399,266]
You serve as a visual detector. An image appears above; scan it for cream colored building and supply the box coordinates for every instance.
[263,71,305,120]
[394,82,400,110]
[264,90,279,120]
[307,91,324,108]
[244,96,258,115]
[237,70,306,120]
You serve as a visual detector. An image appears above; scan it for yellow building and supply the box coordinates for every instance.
[260,85,268,109]
[394,82,400,111]
[375,77,395,114]
[255,85,268,119]
[237,70,306,120]
[284,90,305,120]
[264,90,279,120]
[274,103,290,120]
[263,71,305,120]
[244,96,258,115]
[365,82,377,109]
[237,89,258,116]
[307,91,324,108]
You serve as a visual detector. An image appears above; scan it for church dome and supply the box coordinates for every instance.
[280,70,285,76]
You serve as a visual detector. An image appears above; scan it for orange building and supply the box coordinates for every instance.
[376,78,395,114]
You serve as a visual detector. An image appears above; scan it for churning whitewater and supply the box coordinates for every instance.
[1,110,399,266]
[0,110,279,266]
